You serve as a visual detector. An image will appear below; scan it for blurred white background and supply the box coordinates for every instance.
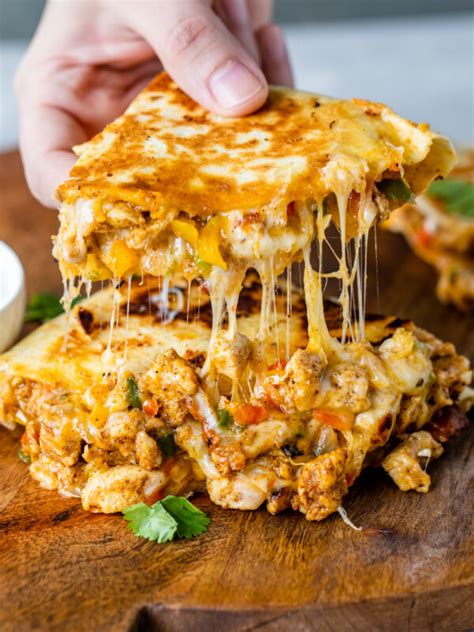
[0,4,473,149]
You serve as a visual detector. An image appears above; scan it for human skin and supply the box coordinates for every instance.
[15,0,293,208]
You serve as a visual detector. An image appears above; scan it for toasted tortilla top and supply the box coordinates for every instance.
[56,72,455,216]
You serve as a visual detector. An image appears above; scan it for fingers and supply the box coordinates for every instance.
[256,23,293,87]
[246,0,273,30]
[123,0,268,116]
[215,0,260,63]
[17,104,86,208]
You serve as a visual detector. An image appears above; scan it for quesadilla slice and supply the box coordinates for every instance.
[1,278,471,519]
[385,148,474,310]
[53,72,457,381]
[54,73,454,288]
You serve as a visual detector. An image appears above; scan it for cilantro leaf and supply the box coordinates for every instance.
[428,179,474,218]
[161,495,211,539]
[24,293,64,323]
[126,377,142,409]
[123,502,177,543]
[122,496,210,543]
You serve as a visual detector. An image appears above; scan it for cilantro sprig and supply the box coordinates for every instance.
[24,293,85,323]
[24,293,64,322]
[123,496,211,543]
[428,179,474,218]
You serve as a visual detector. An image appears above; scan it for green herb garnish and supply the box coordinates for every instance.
[25,293,64,322]
[123,501,178,543]
[161,496,211,539]
[18,448,31,464]
[378,178,412,204]
[428,179,474,218]
[126,377,142,409]
[217,408,233,429]
[156,432,177,458]
[123,495,211,543]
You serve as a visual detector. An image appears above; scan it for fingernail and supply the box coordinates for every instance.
[208,59,265,110]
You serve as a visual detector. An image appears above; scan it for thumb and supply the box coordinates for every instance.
[122,0,268,116]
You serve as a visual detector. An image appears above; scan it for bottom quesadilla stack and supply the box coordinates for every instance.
[0,277,471,521]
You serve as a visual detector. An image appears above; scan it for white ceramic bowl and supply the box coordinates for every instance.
[0,241,26,352]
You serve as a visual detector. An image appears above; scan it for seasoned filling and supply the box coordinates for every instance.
[1,281,471,518]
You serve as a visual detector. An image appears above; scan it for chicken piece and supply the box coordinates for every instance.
[210,330,251,380]
[326,363,370,413]
[57,463,88,499]
[210,444,247,476]
[379,328,432,395]
[292,448,348,521]
[82,445,129,468]
[135,430,162,470]
[140,349,199,427]
[410,325,456,358]
[207,458,277,510]
[382,430,443,493]
[394,395,430,435]
[39,417,83,467]
[187,389,244,474]
[349,388,401,476]
[81,465,167,513]
[99,410,141,454]
[266,349,324,412]
[267,486,295,515]
[30,455,61,490]
[431,353,471,405]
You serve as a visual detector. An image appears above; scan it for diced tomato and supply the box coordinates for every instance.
[267,359,287,372]
[20,431,29,450]
[415,226,433,249]
[229,404,269,425]
[312,409,354,432]
[142,398,159,417]
[287,201,296,217]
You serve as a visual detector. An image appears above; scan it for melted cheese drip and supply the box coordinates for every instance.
[285,264,293,361]
[90,184,382,406]
[303,246,336,359]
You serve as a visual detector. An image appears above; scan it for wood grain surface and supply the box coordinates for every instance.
[0,150,473,632]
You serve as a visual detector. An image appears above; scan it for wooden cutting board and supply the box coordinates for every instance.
[0,150,473,632]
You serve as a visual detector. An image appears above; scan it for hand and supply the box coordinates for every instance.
[15,0,293,208]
